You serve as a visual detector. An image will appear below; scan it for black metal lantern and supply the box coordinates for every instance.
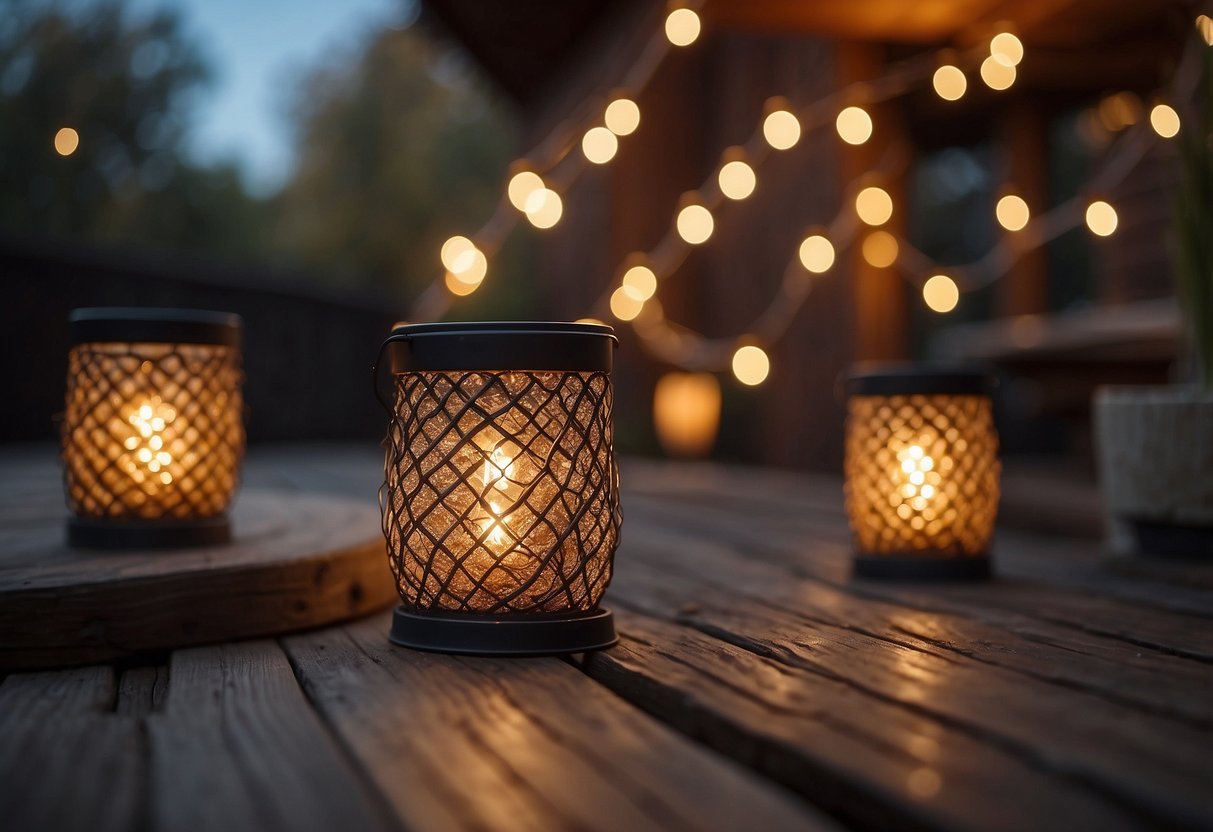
[844,365,999,579]
[377,322,622,655]
[62,308,245,549]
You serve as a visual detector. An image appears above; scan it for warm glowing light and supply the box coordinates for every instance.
[610,286,645,321]
[932,66,966,101]
[862,231,899,268]
[653,372,721,458]
[605,98,641,136]
[124,397,176,485]
[1085,200,1118,236]
[718,159,756,200]
[836,106,873,145]
[763,110,801,150]
[732,345,770,386]
[575,317,605,326]
[665,7,701,46]
[474,442,523,551]
[856,186,893,226]
[54,127,80,156]
[676,203,714,245]
[440,236,475,271]
[582,126,619,164]
[980,56,1016,91]
[622,264,658,301]
[450,249,487,286]
[1149,104,1180,138]
[923,274,959,313]
[990,32,1024,67]
[524,188,563,228]
[1198,14,1213,46]
[798,234,835,274]
[995,194,1030,232]
[507,170,544,211]
[445,272,479,296]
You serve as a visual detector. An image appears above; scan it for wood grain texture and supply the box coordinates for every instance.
[283,612,831,832]
[0,489,395,670]
[145,640,395,832]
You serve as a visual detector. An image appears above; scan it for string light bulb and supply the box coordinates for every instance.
[622,264,658,301]
[610,286,645,321]
[932,66,967,101]
[54,127,80,156]
[763,105,801,150]
[507,170,544,211]
[923,274,960,313]
[995,194,1030,232]
[862,230,899,268]
[445,271,479,296]
[524,188,563,229]
[732,345,770,386]
[450,249,488,286]
[798,234,835,274]
[676,200,714,245]
[440,236,476,272]
[1198,14,1213,46]
[836,106,873,145]
[990,32,1024,67]
[582,126,619,164]
[665,7,701,47]
[605,97,641,136]
[1085,200,1118,236]
[856,186,893,226]
[1149,103,1180,138]
[980,56,1016,91]
[718,154,756,200]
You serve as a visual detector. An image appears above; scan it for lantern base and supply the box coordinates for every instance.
[388,606,618,656]
[852,553,991,581]
[67,515,232,550]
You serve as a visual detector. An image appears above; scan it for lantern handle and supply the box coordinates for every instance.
[372,333,411,414]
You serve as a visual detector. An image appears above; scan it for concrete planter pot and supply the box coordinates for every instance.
[1093,386,1213,557]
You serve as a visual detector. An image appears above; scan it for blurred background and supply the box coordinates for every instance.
[0,0,1197,526]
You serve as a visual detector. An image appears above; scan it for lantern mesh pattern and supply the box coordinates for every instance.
[845,393,999,556]
[381,370,621,615]
[63,342,245,521]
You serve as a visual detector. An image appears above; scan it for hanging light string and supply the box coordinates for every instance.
[411,3,705,321]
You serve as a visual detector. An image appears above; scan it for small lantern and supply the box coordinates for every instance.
[844,366,999,579]
[62,308,245,548]
[378,322,622,655]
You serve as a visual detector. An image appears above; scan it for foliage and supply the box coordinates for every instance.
[1176,36,1213,389]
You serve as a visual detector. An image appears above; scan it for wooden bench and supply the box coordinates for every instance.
[1,446,1210,832]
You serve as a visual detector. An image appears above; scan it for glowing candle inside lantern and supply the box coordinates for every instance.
[122,396,178,487]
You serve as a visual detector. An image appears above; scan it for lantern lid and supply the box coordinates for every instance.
[388,321,617,372]
[69,308,242,347]
[847,364,994,396]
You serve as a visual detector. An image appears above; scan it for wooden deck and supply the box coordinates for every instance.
[1,445,1210,832]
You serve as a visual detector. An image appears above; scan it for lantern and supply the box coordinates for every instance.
[653,371,721,458]
[844,366,999,579]
[378,322,621,654]
[62,308,245,548]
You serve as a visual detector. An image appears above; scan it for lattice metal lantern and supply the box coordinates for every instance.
[62,308,245,548]
[844,366,1000,579]
[377,322,622,655]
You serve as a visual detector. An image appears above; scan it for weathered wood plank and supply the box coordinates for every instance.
[604,542,1213,830]
[586,610,1149,832]
[146,640,395,832]
[283,612,829,832]
[0,666,143,832]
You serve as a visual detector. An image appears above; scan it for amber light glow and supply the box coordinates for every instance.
[763,107,801,150]
[54,127,80,156]
[653,372,721,458]
[664,7,701,46]
[932,66,966,101]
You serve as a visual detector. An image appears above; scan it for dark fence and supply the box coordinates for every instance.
[2,236,402,444]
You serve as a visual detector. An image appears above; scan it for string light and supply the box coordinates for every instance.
[1149,103,1180,138]
[1085,200,1118,236]
[450,249,488,286]
[836,106,873,145]
[440,236,476,272]
[990,33,1024,67]
[763,107,801,150]
[718,157,757,200]
[1198,14,1213,46]
[605,98,641,136]
[665,7,701,47]
[798,234,835,274]
[932,66,967,101]
[676,201,714,244]
[980,56,1016,91]
[610,286,645,321]
[445,272,479,296]
[922,274,959,313]
[54,127,79,156]
[995,194,1030,232]
[524,188,563,228]
[731,345,770,386]
[862,230,898,268]
[507,170,545,211]
[855,186,893,226]
[582,126,619,164]
[622,264,658,301]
